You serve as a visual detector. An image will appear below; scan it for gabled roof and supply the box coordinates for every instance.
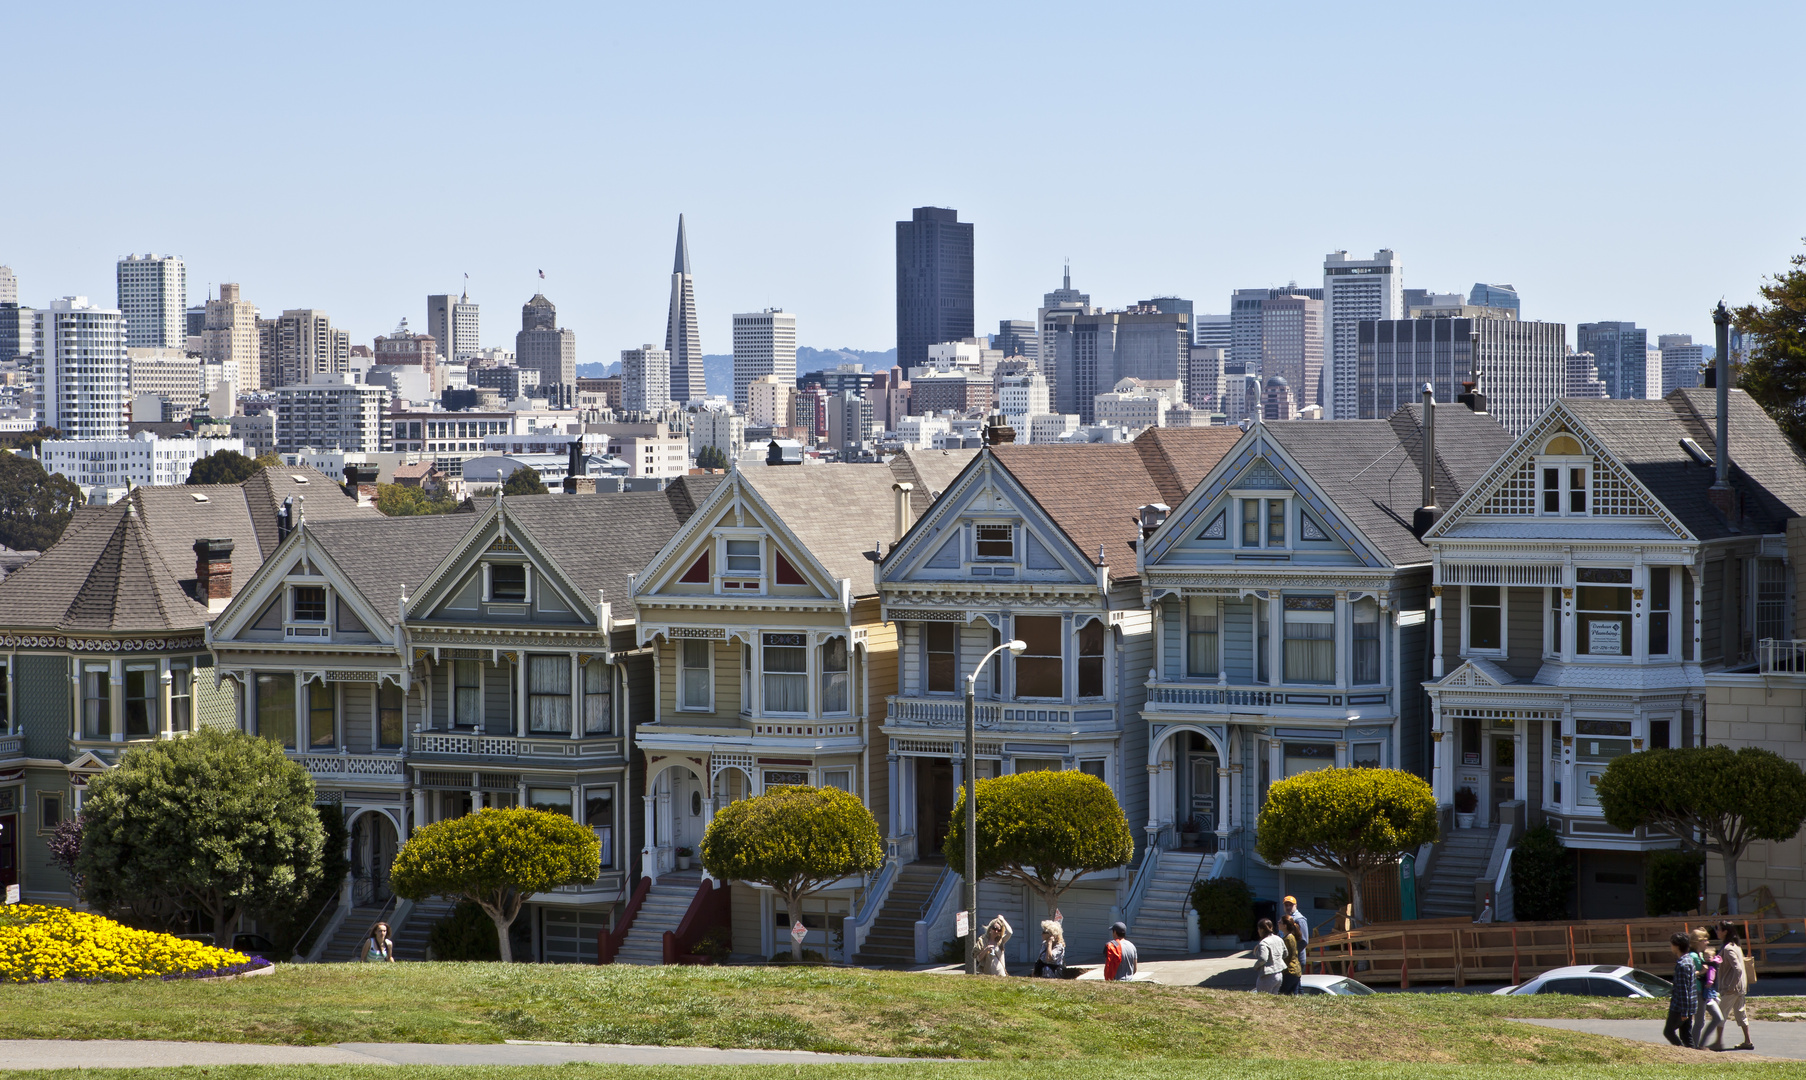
[1257,405,1515,566]
[299,515,474,628]
[739,466,902,591]
[0,502,208,633]
[989,427,1242,575]
[889,448,980,519]
[241,465,380,559]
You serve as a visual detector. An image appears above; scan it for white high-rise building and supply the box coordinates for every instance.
[33,297,129,440]
[1659,333,1707,393]
[427,289,481,362]
[995,371,1050,431]
[116,254,187,350]
[1323,249,1403,419]
[621,345,671,413]
[746,373,794,429]
[41,431,246,491]
[0,266,16,304]
[732,308,797,410]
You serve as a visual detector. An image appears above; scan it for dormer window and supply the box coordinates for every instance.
[490,564,527,602]
[725,539,761,574]
[975,524,1014,559]
[292,586,327,622]
[1538,435,1589,516]
[1236,496,1290,549]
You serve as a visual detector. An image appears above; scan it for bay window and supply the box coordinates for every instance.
[1352,598,1380,684]
[453,660,482,727]
[1077,620,1105,698]
[1187,597,1219,678]
[124,664,158,737]
[1576,568,1632,656]
[378,683,405,748]
[679,641,712,710]
[170,662,193,732]
[256,672,295,748]
[1648,567,1671,656]
[1014,616,1063,699]
[586,786,615,868]
[925,623,958,693]
[528,654,572,732]
[762,633,807,713]
[1351,741,1384,769]
[584,662,610,734]
[1574,719,1632,806]
[1548,588,1565,655]
[820,638,849,714]
[1467,586,1503,652]
[528,787,573,815]
[82,666,110,739]
[307,682,335,748]
[1257,600,1270,682]
[1283,741,1336,777]
[1282,597,1334,683]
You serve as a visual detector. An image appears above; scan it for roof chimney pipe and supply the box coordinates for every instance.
[1413,384,1441,538]
[1709,301,1735,519]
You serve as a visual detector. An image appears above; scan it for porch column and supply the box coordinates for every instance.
[110,660,125,742]
[642,792,658,884]
[1153,600,1164,678]
[886,753,900,839]
[1431,585,1444,679]
[1334,592,1349,689]
[1267,594,1282,687]
[1334,740,1348,768]
[469,787,482,813]
[1430,701,1447,803]
[1145,763,1162,841]
[411,788,427,835]
[515,656,528,738]
[571,652,582,739]
[1216,765,1230,840]
[1513,721,1527,803]
[655,773,673,875]
[1229,763,1243,831]
[159,663,174,739]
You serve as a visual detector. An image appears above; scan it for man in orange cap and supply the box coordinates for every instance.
[1282,895,1310,957]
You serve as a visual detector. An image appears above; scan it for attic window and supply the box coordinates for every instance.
[292,586,327,622]
[190,493,209,502]
[975,524,1013,559]
[491,564,528,602]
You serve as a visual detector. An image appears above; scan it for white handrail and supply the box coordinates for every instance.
[841,857,900,965]
[912,866,960,965]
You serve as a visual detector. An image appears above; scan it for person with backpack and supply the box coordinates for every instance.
[1690,928,1725,1051]
[1715,921,1754,1052]
[1663,932,1697,1049]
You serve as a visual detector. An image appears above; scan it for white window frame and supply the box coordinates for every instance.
[760,632,810,716]
[678,640,714,712]
[484,561,531,604]
[1572,567,1636,662]
[716,530,766,595]
[1462,584,1508,658]
[1186,595,1220,679]
[1537,455,1591,517]
[1231,491,1291,550]
[970,521,1016,562]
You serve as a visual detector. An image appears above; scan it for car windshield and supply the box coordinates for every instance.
[1623,969,1672,995]
[1327,978,1374,995]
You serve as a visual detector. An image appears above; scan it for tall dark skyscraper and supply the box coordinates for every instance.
[895,206,973,369]
[1577,321,1649,400]
[665,215,702,403]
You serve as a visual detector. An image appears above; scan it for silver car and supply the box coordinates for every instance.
[1492,964,1673,998]
[1297,973,1376,995]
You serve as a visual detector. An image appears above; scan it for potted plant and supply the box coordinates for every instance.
[675,847,693,870]
[1189,876,1255,951]
[1454,787,1479,829]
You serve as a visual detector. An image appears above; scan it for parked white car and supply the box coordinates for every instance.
[1297,974,1376,995]
[1492,964,1672,998]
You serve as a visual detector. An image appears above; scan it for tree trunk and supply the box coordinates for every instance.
[1722,848,1741,916]
[782,889,803,961]
[490,910,514,963]
[1347,871,1365,927]
[209,899,237,950]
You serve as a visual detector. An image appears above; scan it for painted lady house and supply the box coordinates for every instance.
[1135,397,1512,927]
[873,425,1241,962]
[207,479,718,961]
[623,448,971,963]
[0,466,380,908]
[1422,387,1806,918]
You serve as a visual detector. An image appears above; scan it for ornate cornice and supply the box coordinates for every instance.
[408,628,610,650]
[0,633,206,652]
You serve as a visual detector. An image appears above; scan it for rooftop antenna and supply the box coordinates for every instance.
[462,272,469,302]
[1063,259,1071,290]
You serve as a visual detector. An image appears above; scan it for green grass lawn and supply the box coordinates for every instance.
[0,963,1773,1066]
[2,1065,1803,1080]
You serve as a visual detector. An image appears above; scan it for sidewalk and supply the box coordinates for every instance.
[1514,1020,1806,1061]
[0,1040,937,1070]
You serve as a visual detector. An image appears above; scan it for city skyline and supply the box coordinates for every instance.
[3,3,1800,364]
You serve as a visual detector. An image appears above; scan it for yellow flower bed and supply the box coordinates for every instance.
[0,905,255,983]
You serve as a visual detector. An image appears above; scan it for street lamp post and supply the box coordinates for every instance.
[965,637,1027,975]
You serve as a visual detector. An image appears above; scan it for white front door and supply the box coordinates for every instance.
[670,769,705,853]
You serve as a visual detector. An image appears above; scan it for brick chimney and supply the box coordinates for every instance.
[341,465,378,506]
[194,538,235,603]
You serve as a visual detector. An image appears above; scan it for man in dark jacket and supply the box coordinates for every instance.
[1665,932,1698,1048]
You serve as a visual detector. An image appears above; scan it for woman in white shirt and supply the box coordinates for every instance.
[1254,917,1285,993]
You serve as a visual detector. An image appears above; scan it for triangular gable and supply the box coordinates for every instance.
[1435,657,1513,688]
[211,524,396,643]
[631,472,843,603]
[881,452,1094,584]
[406,499,592,622]
[1429,403,1693,539]
[1141,430,1387,568]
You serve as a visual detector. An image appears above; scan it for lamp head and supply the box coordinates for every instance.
[1006,639,1028,655]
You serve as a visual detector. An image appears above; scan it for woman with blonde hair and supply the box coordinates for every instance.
[1034,919,1066,979]
[976,914,1013,976]
[1689,927,1725,1050]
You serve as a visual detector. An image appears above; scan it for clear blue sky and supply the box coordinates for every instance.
[5,1,1800,362]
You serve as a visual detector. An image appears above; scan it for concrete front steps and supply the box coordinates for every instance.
[613,870,705,965]
[1133,851,1210,956]
[852,859,947,966]
[318,904,387,962]
[1418,826,1497,919]
[392,897,457,960]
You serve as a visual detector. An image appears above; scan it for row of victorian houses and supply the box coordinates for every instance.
[1,384,1803,964]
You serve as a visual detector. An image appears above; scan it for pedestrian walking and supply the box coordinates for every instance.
[1280,916,1304,996]
[975,915,1012,976]
[1690,927,1725,1051]
[1033,920,1066,979]
[1664,932,1698,1049]
[1282,895,1310,956]
[363,921,395,963]
[1715,921,1754,1052]
[1104,921,1139,981]
[1254,917,1285,994]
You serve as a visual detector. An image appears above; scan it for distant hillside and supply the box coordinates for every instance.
[575,347,896,398]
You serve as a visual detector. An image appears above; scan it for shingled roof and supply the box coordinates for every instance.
[741,465,900,592]
[1545,389,1806,542]
[0,501,208,633]
[990,427,1243,578]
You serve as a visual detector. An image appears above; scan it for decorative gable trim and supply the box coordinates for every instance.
[407,501,593,623]
[630,472,845,609]
[880,453,1092,585]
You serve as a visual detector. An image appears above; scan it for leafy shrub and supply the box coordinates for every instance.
[691,926,732,960]
[427,901,503,962]
[1646,849,1705,917]
[936,938,964,963]
[1255,767,1438,923]
[0,905,257,982]
[1511,825,1574,921]
[1189,876,1254,937]
[1453,787,1479,814]
[944,770,1133,913]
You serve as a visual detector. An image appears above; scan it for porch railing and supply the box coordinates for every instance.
[296,751,406,781]
[1760,638,1806,674]
[409,730,622,759]
[1145,684,1275,708]
[0,734,21,759]
[885,696,1108,730]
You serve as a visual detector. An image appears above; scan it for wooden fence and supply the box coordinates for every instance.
[1309,913,1802,987]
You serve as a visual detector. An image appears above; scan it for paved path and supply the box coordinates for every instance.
[0,1040,936,1071]
[1514,1019,1806,1060]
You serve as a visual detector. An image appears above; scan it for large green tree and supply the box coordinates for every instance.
[390,807,599,962]
[1255,767,1438,924]
[75,729,327,947]
[0,451,83,551]
[502,466,549,496]
[186,448,263,486]
[696,445,728,470]
[943,770,1133,917]
[1735,240,1806,449]
[1597,745,1806,914]
[700,785,883,960]
[375,483,459,516]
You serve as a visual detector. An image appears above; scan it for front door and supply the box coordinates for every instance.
[0,814,15,892]
[670,769,705,853]
[1187,755,1217,841]
[1491,731,1516,824]
[916,759,954,857]
[364,814,396,902]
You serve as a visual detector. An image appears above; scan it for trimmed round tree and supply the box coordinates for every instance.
[943,770,1133,918]
[390,807,599,962]
[76,729,327,947]
[1255,767,1438,924]
[1597,745,1806,914]
[700,784,883,960]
